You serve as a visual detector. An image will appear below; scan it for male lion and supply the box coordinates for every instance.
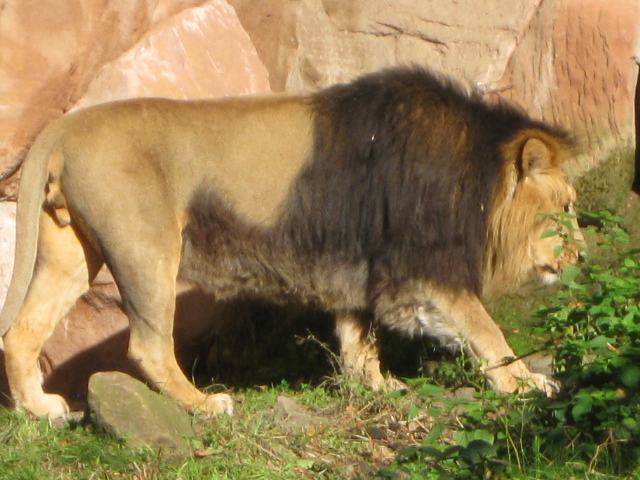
[0,67,582,419]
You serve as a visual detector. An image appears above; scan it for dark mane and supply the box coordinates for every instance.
[276,66,556,296]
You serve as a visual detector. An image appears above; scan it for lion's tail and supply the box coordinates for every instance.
[0,124,59,339]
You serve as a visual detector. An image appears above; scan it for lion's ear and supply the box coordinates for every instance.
[520,137,554,179]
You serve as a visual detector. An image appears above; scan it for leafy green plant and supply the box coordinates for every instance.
[531,211,640,471]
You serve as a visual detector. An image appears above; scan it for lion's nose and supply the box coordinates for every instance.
[578,249,587,262]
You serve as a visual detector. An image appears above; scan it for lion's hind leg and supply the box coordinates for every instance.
[105,228,233,416]
[3,210,102,419]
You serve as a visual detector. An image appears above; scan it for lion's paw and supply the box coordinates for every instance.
[358,375,408,392]
[17,393,70,420]
[489,367,560,398]
[383,377,409,391]
[527,372,560,397]
[201,393,234,416]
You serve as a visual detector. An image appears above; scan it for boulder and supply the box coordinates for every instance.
[74,0,270,109]
[87,371,195,457]
[0,0,210,199]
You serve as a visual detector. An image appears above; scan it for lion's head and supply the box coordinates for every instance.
[484,130,584,298]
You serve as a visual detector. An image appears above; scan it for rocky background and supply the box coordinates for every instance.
[0,0,638,407]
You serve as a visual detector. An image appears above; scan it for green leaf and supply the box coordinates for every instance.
[572,394,593,421]
[416,383,446,398]
[453,429,494,447]
[419,445,446,459]
[557,219,574,230]
[439,445,464,460]
[423,423,446,446]
[621,365,640,388]
[622,417,639,433]
[561,265,582,285]
[428,406,443,417]
[586,335,615,349]
[541,229,559,238]
[396,446,419,463]
[386,389,406,399]
[407,403,421,422]
[466,439,497,458]
[554,245,565,258]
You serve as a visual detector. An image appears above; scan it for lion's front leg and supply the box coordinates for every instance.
[334,312,405,390]
[443,291,559,396]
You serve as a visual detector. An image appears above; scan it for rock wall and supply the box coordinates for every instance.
[229,0,542,92]
[498,0,639,211]
[0,0,637,407]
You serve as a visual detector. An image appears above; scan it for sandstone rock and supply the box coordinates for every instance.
[0,0,209,198]
[75,0,270,109]
[87,371,195,457]
[229,0,541,93]
[499,0,639,211]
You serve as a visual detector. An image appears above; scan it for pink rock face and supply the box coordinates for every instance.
[230,0,637,160]
[500,0,639,173]
[75,1,270,109]
[0,0,210,197]
[231,0,638,206]
[229,0,545,93]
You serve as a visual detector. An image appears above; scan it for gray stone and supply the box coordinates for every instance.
[273,395,329,429]
[87,371,194,457]
[523,353,554,377]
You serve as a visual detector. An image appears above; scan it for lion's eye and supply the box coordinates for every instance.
[563,203,571,213]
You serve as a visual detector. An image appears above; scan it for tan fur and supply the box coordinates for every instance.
[0,82,583,420]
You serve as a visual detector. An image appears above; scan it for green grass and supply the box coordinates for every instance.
[2,375,638,480]
[0,383,414,479]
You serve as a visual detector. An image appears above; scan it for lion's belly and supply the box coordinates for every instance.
[180,238,369,311]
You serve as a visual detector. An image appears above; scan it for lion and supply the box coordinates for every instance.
[0,66,583,419]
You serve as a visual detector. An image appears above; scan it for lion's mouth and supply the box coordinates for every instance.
[535,264,560,285]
